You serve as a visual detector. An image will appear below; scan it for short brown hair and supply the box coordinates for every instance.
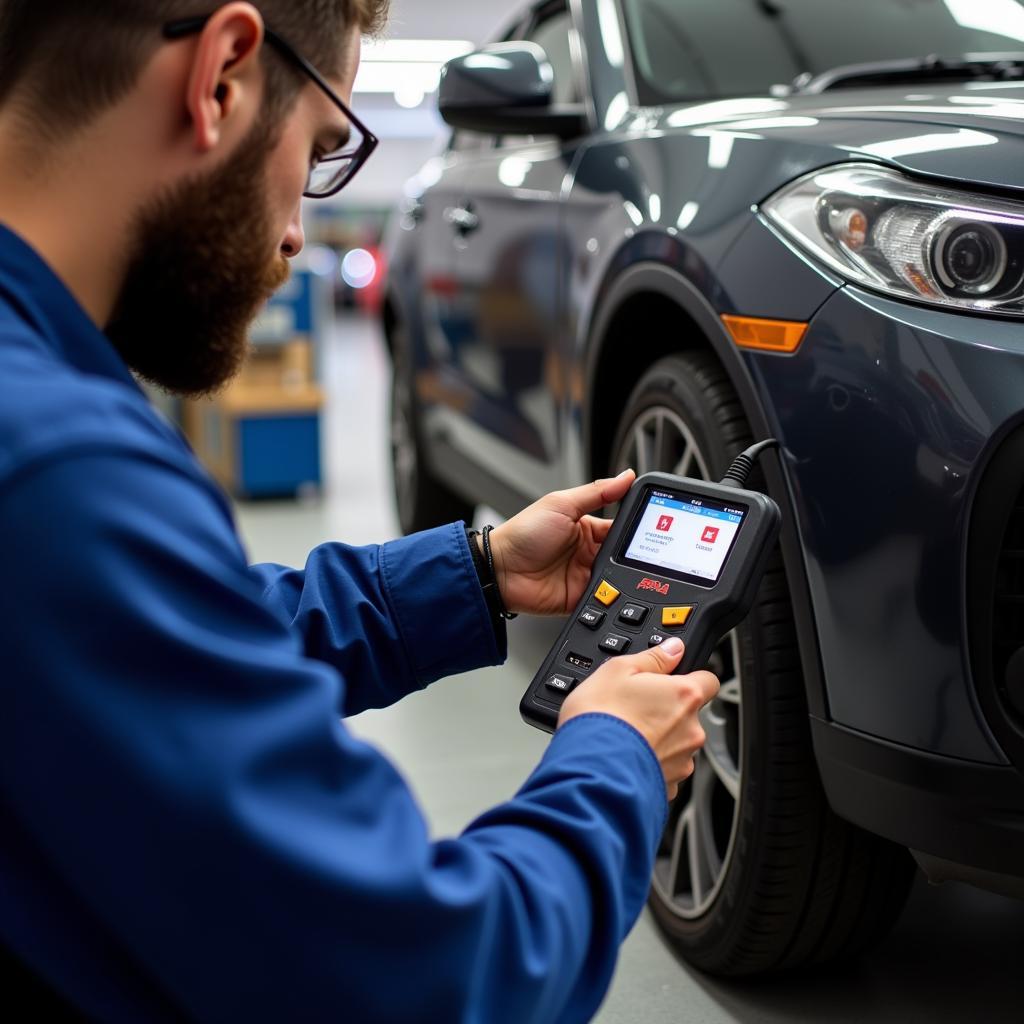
[0,1,390,135]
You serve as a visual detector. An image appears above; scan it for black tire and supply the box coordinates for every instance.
[609,351,915,977]
[388,324,475,536]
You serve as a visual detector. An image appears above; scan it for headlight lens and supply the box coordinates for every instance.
[762,164,1024,314]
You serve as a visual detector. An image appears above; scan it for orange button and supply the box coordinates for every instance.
[594,580,621,606]
[661,606,694,628]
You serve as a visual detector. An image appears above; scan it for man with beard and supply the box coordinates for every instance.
[0,2,718,1021]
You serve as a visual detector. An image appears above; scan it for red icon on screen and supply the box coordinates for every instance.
[656,515,674,532]
[702,526,720,544]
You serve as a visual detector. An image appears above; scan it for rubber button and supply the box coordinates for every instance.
[545,673,576,694]
[617,603,649,628]
[661,606,694,628]
[648,632,668,647]
[599,633,631,654]
[594,580,620,606]
[577,607,606,630]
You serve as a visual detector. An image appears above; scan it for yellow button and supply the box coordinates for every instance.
[594,580,621,606]
[662,606,694,628]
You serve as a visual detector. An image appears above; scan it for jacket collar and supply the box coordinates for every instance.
[0,222,139,391]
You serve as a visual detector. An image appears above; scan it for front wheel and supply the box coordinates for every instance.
[610,351,915,976]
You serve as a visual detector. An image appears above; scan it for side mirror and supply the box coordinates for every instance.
[439,43,588,140]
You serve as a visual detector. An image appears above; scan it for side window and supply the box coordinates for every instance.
[527,10,582,107]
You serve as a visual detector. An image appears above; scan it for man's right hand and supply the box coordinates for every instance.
[557,637,719,800]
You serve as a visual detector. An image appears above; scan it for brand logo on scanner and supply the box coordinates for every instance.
[637,578,670,596]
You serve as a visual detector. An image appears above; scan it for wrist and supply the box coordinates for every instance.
[470,524,517,620]
[465,527,515,630]
[484,524,511,611]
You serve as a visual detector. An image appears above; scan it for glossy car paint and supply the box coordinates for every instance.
[386,0,1024,877]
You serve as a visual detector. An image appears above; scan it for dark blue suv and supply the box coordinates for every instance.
[383,0,1024,975]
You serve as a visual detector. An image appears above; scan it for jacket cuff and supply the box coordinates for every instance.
[527,713,669,924]
[379,523,507,688]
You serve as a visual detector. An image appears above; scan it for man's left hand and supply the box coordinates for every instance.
[484,470,636,617]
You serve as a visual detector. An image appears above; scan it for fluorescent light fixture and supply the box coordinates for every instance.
[355,38,474,101]
[944,0,1024,44]
[361,39,474,64]
[355,62,444,94]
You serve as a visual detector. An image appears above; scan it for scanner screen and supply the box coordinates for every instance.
[622,490,746,583]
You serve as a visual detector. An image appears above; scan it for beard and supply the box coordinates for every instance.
[106,117,291,397]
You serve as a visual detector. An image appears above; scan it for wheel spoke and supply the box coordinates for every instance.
[684,807,703,908]
[693,759,723,880]
[632,424,650,475]
[670,759,721,911]
[674,442,697,478]
[700,703,741,800]
[667,801,689,897]
[702,732,740,801]
[718,676,741,705]
[653,414,672,471]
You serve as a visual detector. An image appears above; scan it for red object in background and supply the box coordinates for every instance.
[354,245,386,314]
[656,515,674,532]
[702,526,720,544]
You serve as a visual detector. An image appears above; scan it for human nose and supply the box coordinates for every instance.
[280,204,305,258]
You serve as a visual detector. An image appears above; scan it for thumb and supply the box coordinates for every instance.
[629,635,684,675]
[556,469,636,519]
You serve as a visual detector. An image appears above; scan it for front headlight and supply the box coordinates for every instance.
[762,164,1024,315]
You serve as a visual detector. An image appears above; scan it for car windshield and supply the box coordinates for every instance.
[621,0,1024,104]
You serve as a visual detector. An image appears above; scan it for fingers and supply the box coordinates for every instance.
[555,469,636,519]
[585,515,613,543]
[692,669,720,704]
[626,635,685,675]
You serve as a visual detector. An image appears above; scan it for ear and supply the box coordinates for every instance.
[184,2,265,154]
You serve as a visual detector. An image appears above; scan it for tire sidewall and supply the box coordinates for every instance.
[613,355,796,965]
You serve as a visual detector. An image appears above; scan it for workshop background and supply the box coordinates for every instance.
[174,0,1024,1019]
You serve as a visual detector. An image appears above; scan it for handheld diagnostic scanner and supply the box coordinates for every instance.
[520,440,782,733]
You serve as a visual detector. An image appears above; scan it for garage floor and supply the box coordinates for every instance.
[236,314,1024,1022]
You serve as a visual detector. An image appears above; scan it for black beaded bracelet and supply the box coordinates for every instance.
[481,524,517,620]
[466,526,517,624]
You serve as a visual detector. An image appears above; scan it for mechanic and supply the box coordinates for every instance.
[0,2,718,1021]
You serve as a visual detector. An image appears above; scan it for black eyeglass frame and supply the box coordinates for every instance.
[163,16,379,198]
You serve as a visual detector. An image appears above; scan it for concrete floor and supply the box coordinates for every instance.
[236,313,1024,1022]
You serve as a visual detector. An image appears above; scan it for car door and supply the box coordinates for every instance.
[436,0,589,503]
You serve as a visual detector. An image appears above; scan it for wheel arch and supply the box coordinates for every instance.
[582,262,829,721]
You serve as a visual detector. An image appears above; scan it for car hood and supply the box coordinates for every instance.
[651,82,1024,193]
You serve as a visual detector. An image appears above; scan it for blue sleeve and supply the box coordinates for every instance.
[0,450,668,1024]
[248,525,506,717]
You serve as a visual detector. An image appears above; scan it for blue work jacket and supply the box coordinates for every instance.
[0,224,668,1023]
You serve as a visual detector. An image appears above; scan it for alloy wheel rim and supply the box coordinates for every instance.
[613,405,744,920]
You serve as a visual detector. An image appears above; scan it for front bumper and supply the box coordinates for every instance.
[812,718,1024,889]
[743,282,1024,878]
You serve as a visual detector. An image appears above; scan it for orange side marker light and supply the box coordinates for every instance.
[722,314,808,354]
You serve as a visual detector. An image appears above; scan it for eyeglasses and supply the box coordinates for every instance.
[163,16,378,198]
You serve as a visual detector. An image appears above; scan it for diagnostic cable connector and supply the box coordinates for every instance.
[719,438,781,489]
